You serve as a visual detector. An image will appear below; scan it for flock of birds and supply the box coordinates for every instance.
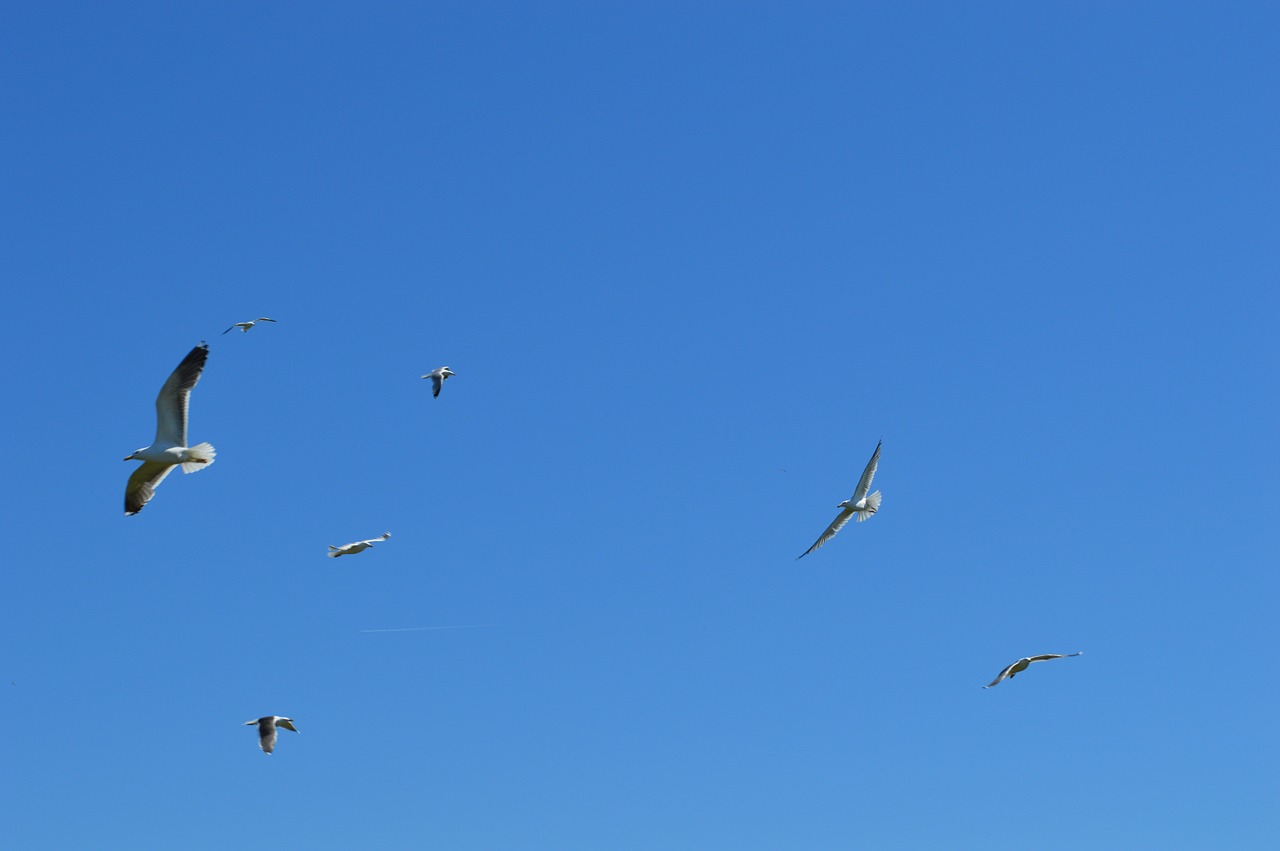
[124,318,1083,755]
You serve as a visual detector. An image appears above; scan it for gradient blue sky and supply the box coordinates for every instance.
[2,2,1276,848]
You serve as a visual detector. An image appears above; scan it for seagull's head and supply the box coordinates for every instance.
[124,449,143,461]
[442,367,455,377]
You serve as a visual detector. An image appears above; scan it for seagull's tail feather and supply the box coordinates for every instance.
[180,442,217,473]
[855,490,881,521]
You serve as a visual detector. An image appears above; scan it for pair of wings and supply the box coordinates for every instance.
[125,344,209,515]
[797,440,882,559]
[222,317,276,334]
[984,653,1082,688]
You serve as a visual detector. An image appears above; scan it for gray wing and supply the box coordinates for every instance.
[154,344,209,446]
[222,325,237,335]
[984,661,1018,688]
[1027,652,1083,664]
[125,462,176,515]
[851,440,882,501]
[798,507,855,559]
[432,375,443,397]
[259,723,278,754]
[255,317,276,323]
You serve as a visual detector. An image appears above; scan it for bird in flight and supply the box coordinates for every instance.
[984,652,1083,688]
[124,343,217,515]
[421,366,456,398]
[798,440,883,558]
[328,532,391,558]
[223,317,277,334]
[244,716,299,754]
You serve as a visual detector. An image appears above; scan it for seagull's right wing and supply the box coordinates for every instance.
[154,344,209,447]
[851,441,882,501]
[798,507,855,559]
[222,325,237,335]
[125,462,176,515]
[432,375,443,397]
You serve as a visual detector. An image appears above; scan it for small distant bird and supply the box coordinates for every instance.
[798,440,882,559]
[124,343,217,515]
[984,652,1083,688]
[328,532,391,558]
[245,715,299,754]
[223,317,277,334]
[421,366,456,398]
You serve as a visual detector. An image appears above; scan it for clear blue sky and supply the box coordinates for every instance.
[2,2,1276,848]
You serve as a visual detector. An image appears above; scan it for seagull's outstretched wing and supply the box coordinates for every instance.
[798,507,855,559]
[431,374,443,397]
[851,440,882,502]
[125,461,176,515]
[1027,653,1081,663]
[984,660,1020,688]
[153,344,209,447]
[255,317,276,323]
[222,325,238,335]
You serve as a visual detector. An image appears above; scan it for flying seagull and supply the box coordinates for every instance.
[124,343,217,515]
[244,716,299,754]
[421,366,456,398]
[797,440,883,559]
[328,532,391,558]
[223,317,277,334]
[984,652,1083,688]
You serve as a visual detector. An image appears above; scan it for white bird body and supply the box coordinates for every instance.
[421,366,456,398]
[798,440,882,558]
[245,715,298,754]
[223,317,277,334]
[328,532,391,558]
[124,343,216,515]
[984,652,1083,688]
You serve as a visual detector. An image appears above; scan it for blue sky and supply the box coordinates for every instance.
[2,2,1276,848]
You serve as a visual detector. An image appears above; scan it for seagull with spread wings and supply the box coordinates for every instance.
[797,440,883,559]
[244,716,299,754]
[328,532,391,558]
[223,317,277,334]
[421,366,456,398]
[984,652,1083,688]
[123,343,217,515]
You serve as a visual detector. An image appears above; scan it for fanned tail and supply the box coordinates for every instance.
[855,490,881,522]
[181,442,217,473]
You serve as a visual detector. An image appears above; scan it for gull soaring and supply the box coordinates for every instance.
[123,343,217,515]
[244,716,299,754]
[984,652,1083,688]
[798,440,882,559]
[223,317,277,334]
[328,532,391,558]
[421,366,456,398]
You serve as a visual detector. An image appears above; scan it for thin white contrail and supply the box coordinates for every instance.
[359,624,495,633]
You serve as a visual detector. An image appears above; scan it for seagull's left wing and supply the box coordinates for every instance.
[798,507,855,559]
[431,375,443,397]
[851,441,882,501]
[154,344,209,447]
[984,661,1018,688]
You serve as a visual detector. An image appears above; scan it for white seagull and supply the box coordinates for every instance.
[244,715,299,754]
[984,652,1083,688]
[328,532,391,558]
[223,317,277,335]
[798,440,883,559]
[124,343,217,515]
[421,366,456,398]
